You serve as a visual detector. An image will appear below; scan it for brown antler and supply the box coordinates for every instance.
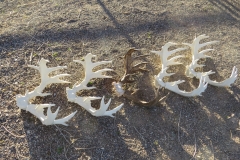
[123,87,169,107]
[120,48,149,83]
[112,49,169,107]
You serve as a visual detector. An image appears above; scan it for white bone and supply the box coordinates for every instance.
[66,53,123,117]
[152,42,208,97]
[184,34,238,87]
[112,82,125,97]
[16,58,77,126]
[26,104,77,126]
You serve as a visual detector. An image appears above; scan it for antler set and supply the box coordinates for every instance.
[112,49,169,107]
[113,35,237,105]
[184,35,237,87]
[16,59,77,126]
[66,53,123,117]
[16,35,238,126]
[152,35,237,96]
[151,42,208,97]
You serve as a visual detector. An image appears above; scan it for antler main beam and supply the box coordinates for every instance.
[123,87,169,107]
[16,58,77,126]
[66,53,123,117]
[184,34,238,87]
[152,42,208,97]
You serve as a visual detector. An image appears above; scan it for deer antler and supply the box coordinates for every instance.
[112,49,168,107]
[120,48,149,83]
[16,58,77,126]
[112,48,149,97]
[183,34,238,87]
[66,53,123,117]
[151,42,208,97]
[123,87,169,107]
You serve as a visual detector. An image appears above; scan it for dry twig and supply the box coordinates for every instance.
[190,132,197,160]
[54,125,70,144]
[2,125,25,138]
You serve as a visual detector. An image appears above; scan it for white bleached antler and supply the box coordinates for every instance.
[16,58,77,126]
[183,34,238,87]
[66,53,123,117]
[151,42,208,97]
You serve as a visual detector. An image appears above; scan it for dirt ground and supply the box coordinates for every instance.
[0,0,240,159]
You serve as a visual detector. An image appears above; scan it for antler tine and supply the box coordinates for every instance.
[134,55,150,59]
[118,48,139,59]
[91,96,123,117]
[131,62,149,73]
[126,48,140,55]
[120,74,136,84]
